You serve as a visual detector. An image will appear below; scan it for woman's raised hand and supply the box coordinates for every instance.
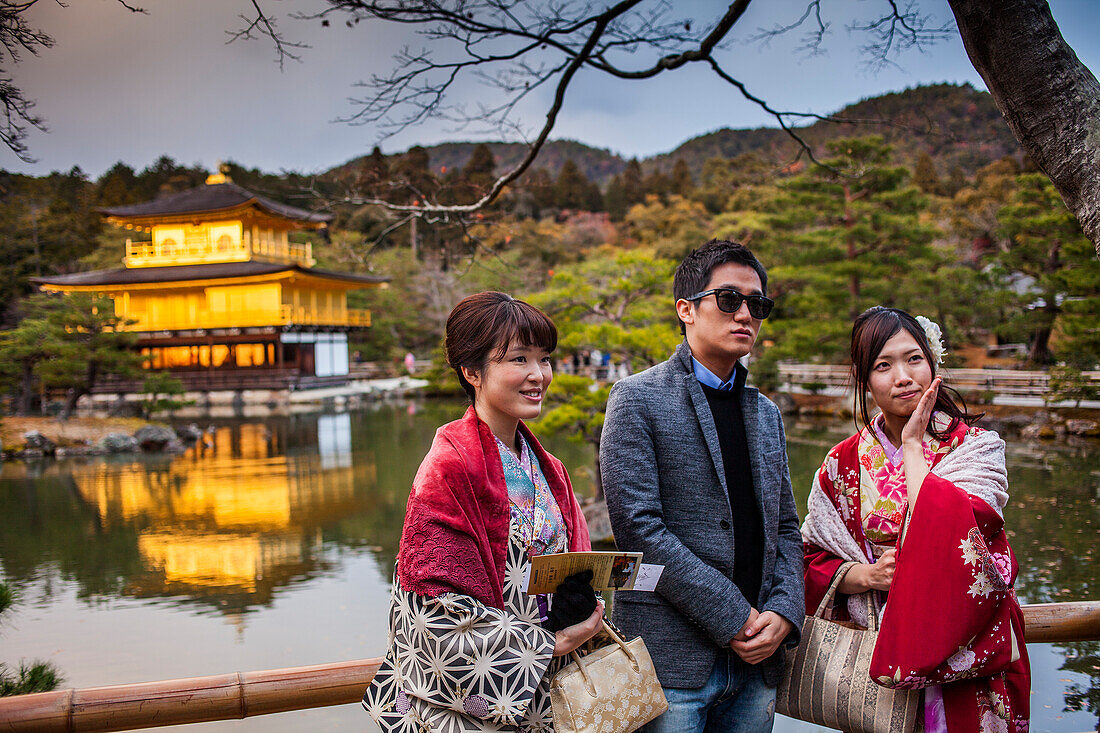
[900,376,941,447]
[553,600,604,657]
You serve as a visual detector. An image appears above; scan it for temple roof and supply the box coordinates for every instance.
[32,261,387,288]
[99,182,332,224]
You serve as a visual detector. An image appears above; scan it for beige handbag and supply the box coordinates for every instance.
[776,563,921,733]
[550,620,668,733]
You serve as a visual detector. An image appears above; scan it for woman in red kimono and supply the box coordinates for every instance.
[801,306,1030,733]
[364,292,603,732]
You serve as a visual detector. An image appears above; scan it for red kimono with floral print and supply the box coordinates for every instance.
[804,421,1030,733]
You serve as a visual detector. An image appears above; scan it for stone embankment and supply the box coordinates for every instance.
[0,417,207,461]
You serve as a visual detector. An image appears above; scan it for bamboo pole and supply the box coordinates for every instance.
[0,658,382,733]
[1,602,1096,733]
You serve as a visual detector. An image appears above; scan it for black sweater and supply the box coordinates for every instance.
[700,379,764,607]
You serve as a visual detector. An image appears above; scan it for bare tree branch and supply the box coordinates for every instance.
[850,0,954,70]
[0,0,145,161]
[226,0,307,70]
[240,0,959,222]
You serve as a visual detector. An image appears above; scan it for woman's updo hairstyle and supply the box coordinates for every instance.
[850,306,981,441]
[444,291,558,403]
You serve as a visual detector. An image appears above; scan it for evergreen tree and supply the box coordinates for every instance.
[135,156,208,199]
[530,249,680,496]
[670,158,695,197]
[392,145,437,204]
[0,168,100,320]
[995,173,1100,366]
[522,167,555,216]
[461,143,496,194]
[912,152,941,195]
[94,162,140,207]
[360,146,390,197]
[620,159,646,207]
[643,169,671,200]
[757,136,943,363]
[604,174,627,221]
[28,293,143,419]
[0,316,55,414]
[583,180,604,212]
[553,160,591,210]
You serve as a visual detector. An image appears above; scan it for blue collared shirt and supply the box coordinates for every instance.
[692,357,747,392]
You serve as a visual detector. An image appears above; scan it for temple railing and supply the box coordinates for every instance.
[1,601,1096,732]
[117,306,372,331]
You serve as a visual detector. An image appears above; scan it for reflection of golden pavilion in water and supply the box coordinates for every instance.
[72,415,372,603]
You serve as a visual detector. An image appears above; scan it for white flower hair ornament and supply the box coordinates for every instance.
[915,315,946,365]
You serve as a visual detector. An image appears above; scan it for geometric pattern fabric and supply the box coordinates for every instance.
[364,531,570,731]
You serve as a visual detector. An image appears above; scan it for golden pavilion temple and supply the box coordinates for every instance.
[35,173,387,392]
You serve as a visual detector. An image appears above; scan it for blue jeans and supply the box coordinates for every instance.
[641,652,776,733]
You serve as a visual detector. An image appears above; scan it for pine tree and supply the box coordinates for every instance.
[621,159,645,207]
[995,173,1100,366]
[670,158,695,197]
[757,136,943,363]
[604,175,627,221]
[461,143,496,194]
[359,146,390,197]
[553,160,592,210]
[912,152,941,195]
[26,293,143,418]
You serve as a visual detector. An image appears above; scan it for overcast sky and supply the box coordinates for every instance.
[7,0,1099,178]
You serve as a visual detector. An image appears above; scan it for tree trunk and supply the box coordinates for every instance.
[61,360,98,420]
[948,0,1100,254]
[18,363,35,416]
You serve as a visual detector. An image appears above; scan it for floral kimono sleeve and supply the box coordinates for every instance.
[803,441,865,619]
[870,473,1030,732]
[364,580,556,733]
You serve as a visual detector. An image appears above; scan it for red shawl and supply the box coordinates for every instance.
[804,427,1030,733]
[396,406,591,609]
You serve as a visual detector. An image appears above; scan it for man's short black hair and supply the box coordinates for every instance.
[673,239,768,335]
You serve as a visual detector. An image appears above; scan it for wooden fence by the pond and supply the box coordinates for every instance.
[778,364,1100,400]
[2,601,1097,733]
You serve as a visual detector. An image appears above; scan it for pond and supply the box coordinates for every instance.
[0,399,1096,732]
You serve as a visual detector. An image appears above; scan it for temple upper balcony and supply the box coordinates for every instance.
[124,223,315,268]
[102,176,330,269]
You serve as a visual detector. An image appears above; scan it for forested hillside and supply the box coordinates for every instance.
[2,81,1095,413]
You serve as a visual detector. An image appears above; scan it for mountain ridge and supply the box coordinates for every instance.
[329,82,1020,185]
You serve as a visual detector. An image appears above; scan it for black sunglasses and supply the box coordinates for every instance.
[685,288,775,319]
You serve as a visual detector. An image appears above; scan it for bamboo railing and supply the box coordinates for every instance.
[2,601,1097,733]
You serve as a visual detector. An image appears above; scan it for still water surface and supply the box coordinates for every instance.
[0,400,1096,732]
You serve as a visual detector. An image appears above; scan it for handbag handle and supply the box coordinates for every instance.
[813,561,879,631]
[568,619,639,698]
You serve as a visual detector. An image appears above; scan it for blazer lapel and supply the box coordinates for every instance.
[740,386,772,536]
[675,342,730,503]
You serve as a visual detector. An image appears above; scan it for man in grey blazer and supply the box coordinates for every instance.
[601,240,803,733]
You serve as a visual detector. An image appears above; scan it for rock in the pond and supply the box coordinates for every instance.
[1020,423,1056,440]
[100,433,140,453]
[22,430,56,454]
[1065,419,1100,437]
[982,413,1032,435]
[175,424,204,444]
[134,425,177,452]
[583,499,614,545]
[772,393,797,415]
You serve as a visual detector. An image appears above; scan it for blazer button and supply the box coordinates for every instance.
[720,519,731,530]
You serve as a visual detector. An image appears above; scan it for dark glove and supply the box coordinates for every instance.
[545,570,598,632]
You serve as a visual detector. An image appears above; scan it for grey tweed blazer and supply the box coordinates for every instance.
[600,341,804,689]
